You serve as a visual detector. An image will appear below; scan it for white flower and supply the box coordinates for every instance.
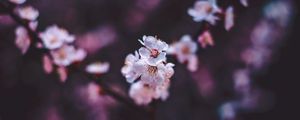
[9,0,26,4]
[188,0,221,25]
[17,6,39,21]
[219,102,236,120]
[225,6,234,31]
[168,35,198,72]
[40,25,75,50]
[133,60,174,87]
[198,31,214,48]
[121,51,141,83]
[138,35,168,66]
[15,26,30,54]
[240,0,248,7]
[51,45,86,66]
[86,62,110,74]
[129,81,157,105]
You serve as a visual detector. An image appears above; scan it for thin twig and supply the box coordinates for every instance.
[0,1,150,116]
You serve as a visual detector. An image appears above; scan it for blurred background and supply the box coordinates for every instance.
[0,0,299,120]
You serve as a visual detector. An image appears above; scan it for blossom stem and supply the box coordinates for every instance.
[0,1,151,116]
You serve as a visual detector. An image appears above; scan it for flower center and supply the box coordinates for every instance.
[57,49,67,59]
[150,49,159,58]
[182,45,190,54]
[204,5,213,13]
[147,65,158,75]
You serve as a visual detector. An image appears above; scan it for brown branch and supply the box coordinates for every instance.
[0,1,150,116]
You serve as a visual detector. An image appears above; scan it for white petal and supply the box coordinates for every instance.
[240,0,248,7]
[146,52,166,66]
[138,47,151,59]
[86,62,110,74]
[187,55,198,72]
[225,6,234,31]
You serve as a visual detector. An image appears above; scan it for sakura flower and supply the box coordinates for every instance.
[121,51,141,83]
[51,45,86,66]
[240,0,248,7]
[138,35,168,66]
[198,31,214,48]
[40,25,75,49]
[17,6,39,21]
[133,60,174,87]
[9,0,26,4]
[225,6,234,31]
[168,35,198,72]
[188,0,221,25]
[15,26,30,54]
[86,62,110,74]
[129,81,156,105]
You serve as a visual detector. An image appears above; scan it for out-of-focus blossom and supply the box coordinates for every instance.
[264,1,292,27]
[121,51,140,83]
[76,26,117,54]
[219,102,236,120]
[40,25,75,50]
[17,6,39,21]
[129,81,156,105]
[225,6,234,31]
[250,21,273,47]
[240,0,248,7]
[168,35,198,71]
[133,60,174,87]
[233,69,250,94]
[86,62,110,74]
[15,26,30,54]
[188,0,221,25]
[43,55,53,74]
[198,31,214,48]
[241,47,271,69]
[57,67,67,82]
[51,45,86,66]
[29,21,38,30]
[138,35,168,66]
[129,81,170,105]
[9,0,26,4]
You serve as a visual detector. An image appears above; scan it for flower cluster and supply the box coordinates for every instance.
[168,35,198,72]
[187,0,221,25]
[13,0,39,54]
[188,0,237,30]
[121,35,174,105]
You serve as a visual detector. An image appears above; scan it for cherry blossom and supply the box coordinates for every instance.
[9,0,26,4]
[17,6,39,21]
[225,6,234,31]
[15,26,30,54]
[129,80,170,105]
[121,51,141,83]
[138,35,168,66]
[188,0,221,25]
[240,0,248,7]
[168,35,198,71]
[86,62,110,74]
[51,45,86,66]
[198,31,214,48]
[40,25,75,50]
[133,60,174,88]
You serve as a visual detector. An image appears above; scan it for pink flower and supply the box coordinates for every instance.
[198,31,214,48]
